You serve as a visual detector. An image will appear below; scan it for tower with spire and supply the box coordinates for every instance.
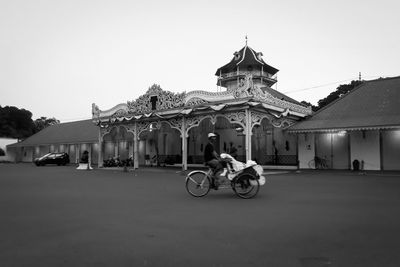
[215,40,278,92]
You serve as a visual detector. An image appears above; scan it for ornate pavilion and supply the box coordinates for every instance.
[92,44,312,170]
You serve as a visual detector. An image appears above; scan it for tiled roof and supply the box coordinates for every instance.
[289,76,400,132]
[8,119,98,147]
[215,45,278,76]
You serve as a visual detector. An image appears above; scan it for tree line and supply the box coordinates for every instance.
[0,106,59,139]
[301,80,363,112]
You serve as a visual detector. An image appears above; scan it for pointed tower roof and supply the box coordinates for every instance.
[215,45,279,76]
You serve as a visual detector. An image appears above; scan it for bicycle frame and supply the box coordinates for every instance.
[185,164,261,199]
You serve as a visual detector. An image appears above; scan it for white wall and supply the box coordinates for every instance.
[298,133,315,169]
[350,131,380,170]
[21,147,34,162]
[1,138,18,161]
[381,130,400,170]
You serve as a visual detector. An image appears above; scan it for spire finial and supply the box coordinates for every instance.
[245,35,248,46]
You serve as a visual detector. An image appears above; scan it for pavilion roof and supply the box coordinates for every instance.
[288,76,400,132]
[7,119,98,147]
[215,45,278,76]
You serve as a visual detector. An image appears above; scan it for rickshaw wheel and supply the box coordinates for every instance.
[232,173,260,199]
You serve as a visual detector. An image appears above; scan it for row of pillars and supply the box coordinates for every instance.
[97,110,253,171]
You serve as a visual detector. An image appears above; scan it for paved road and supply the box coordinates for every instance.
[1,164,400,267]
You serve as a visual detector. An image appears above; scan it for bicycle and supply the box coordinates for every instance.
[185,155,265,199]
[308,156,329,169]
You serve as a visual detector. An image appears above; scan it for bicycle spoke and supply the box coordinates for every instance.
[185,171,210,197]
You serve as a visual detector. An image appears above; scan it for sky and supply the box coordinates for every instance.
[1,0,399,123]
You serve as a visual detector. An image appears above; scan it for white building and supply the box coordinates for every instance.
[290,76,400,170]
[0,138,18,162]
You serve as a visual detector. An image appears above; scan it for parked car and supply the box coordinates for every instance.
[34,152,70,166]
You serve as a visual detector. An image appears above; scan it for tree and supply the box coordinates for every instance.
[300,101,318,112]
[317,80,363,110]
[300,80,364,112]
[0,106,60,139]
[0,106,35,139]
[33,117,60,133]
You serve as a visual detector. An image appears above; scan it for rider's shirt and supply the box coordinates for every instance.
[204,142,216,162]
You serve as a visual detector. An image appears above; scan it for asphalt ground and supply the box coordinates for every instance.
[1,164,400,267]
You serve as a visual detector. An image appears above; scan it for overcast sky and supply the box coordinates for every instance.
[1,0,399,122]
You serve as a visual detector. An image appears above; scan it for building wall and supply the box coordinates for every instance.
[350,131,380,170]
[297,130,400,171]
[21,147,34,162]
[40,145,50,157]
[1,138,18,161]
[381,129,400,170]
[68,144,76,163]
[298,133,315,169]
[91,143,99,165]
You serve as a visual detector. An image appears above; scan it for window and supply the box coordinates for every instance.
[150,96,158,110]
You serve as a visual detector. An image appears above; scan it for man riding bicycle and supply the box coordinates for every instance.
[204,133,225,189]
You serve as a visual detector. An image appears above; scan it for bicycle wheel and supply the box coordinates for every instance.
[185,171,211,197]
[232,174,260,199]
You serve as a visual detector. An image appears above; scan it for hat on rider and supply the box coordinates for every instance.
[208,133,217,138]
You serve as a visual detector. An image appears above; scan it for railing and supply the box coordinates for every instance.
[157,155,182,166]
[187,155,297,166]
[263,155,297,166]
[187,155,204,164]
[219,71,277,80]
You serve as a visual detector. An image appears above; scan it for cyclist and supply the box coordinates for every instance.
[204,133,224,189]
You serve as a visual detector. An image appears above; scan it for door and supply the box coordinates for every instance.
[332,133,350,169]
[316,133,350,169]
[381,130,400,170]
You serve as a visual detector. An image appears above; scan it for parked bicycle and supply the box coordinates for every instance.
[308,156,329,169]
[185,154,266,199]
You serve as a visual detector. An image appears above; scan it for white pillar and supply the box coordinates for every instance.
[133,122,139,169]
[181,117,187,171]
[88,143,92,167]
[245,109,252,161]
[76,144,80,164]
[98,128,103,167]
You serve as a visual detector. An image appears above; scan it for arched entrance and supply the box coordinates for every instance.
[187,115,245,164]
[137,121,182,167]
[251,117,298,166]
[102,125,135,164]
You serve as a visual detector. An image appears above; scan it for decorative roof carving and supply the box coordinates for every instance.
[251,110,294,129]
[93,75,311,124]
[184,90,233,105]
[233,74,254,98]
[111,109,129,118]
[186,97,208,106]
[127,84,186,115]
